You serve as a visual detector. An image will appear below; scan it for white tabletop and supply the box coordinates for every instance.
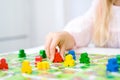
[76,48,120,55]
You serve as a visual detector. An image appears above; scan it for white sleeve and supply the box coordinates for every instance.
[64,0,99,48]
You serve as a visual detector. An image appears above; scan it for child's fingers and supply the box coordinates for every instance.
[60,45,65,60]
[50,38,59,61]
[45,34,52,59]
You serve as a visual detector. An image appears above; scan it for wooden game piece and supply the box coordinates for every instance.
[79,52,90,64]
[53,51,63,63]
[21,60,32,74]
[35,56,42,66]
[68,50,76,60]
[0,64,1,69]
[37,61,50,70]
[18,49,26,58]
[116,55,120,65]
[0,58,8,70]
[39,50,47,58]
[106,58,119,72]
[43,61,50,70]
[64,54,75,67]
[116,55,120,71]
[0,59,3,69]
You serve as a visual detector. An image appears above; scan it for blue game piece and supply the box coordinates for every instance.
[106,58,119,72]
[68,50,76,60]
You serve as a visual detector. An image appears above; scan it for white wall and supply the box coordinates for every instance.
[63,0,92,24]
[0,0,92,52]
[30,0,92,47]
[0,0,31,52]
[30,0,65,47]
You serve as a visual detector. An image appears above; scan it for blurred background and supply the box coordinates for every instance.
[0,0,92,53]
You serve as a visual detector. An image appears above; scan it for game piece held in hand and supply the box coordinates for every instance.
[39,50,47,58]
[64,54,75,67]
[18,49,26,58]
[0,58,8,70]
[21,60,32,74]
[79,52,90,64]
[53,49,63,63]
[68,50,76,60]
[37,61,50,70]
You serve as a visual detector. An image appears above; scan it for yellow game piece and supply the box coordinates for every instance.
[37,61,50,70]
[64,54,75,67]
[37,62,42,70]
[21,60,32,74]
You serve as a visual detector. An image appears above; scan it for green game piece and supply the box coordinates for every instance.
[116,55,120,64]
[116,55,120,72]
[18,49,26,58]
[79,52,90,64]
[39,50,47,58]
[81,52,88,57]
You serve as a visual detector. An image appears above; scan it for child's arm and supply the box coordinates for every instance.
[64,0,99,49]
[45,0,99,60]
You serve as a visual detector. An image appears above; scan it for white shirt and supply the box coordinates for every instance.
[64,0,120,48]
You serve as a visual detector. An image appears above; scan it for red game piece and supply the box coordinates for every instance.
[55,48,58,52]
[35,56,42,66]
[0,62,2,69]
[53,51,63,63]
[0,58,8,70]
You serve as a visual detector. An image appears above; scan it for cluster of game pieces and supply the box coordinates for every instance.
[35,56,42,66]
[0,49,91,73]
[34,50,47,66]
[20,49,78,74]
[106,55,120,72]
[20,49,49,74]
[63,50,76,67]
[2,48,120,75]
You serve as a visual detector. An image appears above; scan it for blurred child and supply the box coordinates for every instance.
[45,0,120,60]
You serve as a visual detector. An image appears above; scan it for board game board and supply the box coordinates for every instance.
[0,50,120,80]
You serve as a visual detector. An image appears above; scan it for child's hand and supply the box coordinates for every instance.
[45,31,75,61]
